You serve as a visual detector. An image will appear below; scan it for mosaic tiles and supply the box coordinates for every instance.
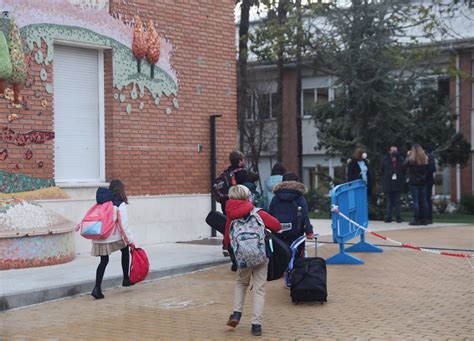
[0,170,55,193]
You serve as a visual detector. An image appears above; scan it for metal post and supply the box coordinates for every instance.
[210,114,221,237]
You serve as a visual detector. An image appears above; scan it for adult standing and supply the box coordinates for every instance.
[347,147,372,194]
[380,146,405,223]
[425,149,436,224]
[404,144,429,226]
[262,162,286,210]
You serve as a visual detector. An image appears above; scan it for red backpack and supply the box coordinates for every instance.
[76,201,116,240]
[130,247,150,284]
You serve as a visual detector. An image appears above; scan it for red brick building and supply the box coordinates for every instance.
[0,0,237,248]
[0,0,236,195]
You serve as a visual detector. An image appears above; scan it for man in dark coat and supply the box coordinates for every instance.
[380,146,405,223]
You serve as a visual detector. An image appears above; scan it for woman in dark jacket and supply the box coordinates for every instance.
[347,148,372,194]
[403,144,429,226]
[380,146,405,223]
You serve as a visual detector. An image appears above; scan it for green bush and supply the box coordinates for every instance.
[459,193,474,214]
[305,189,331,215]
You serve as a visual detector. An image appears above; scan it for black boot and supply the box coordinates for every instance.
[122,278,135,287]
[226,311,242,328]
[251,324,262,336]
[91,286,104,299]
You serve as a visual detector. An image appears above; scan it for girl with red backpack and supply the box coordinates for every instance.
[91,179,135,299]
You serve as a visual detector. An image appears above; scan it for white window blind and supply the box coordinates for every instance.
[53,45,103,183]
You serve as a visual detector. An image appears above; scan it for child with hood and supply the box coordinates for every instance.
[269,172,314,256]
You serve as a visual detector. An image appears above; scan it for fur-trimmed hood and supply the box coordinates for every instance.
[273,181,307,195]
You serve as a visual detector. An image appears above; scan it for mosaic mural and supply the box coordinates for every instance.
[2,0,179,111]
[0,170,55,193]
[0,0,180,191]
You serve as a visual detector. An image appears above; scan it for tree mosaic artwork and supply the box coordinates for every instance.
[0,0,180,192]
[2,0,179,115]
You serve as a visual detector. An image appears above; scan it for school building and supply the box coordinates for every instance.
[241,5,473,202]
[0,0,237,252]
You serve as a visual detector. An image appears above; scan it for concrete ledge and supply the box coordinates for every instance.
[0,258,229,312]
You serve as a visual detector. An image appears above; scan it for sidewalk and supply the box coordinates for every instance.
[2,224,473,340]
[0,219,467,311]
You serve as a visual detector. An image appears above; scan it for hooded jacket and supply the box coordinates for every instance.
[223,199,280,248]
[263,175,283,210]
[92,188,134,245]
[269,181,313,235]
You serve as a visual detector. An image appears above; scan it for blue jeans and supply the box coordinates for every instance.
[386,191,401,221]
[411,185,428,222]
[425,183,433,221]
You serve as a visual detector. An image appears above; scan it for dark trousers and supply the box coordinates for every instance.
[385,191,401,221]
[410,185,428,222]
[425,183,433,221]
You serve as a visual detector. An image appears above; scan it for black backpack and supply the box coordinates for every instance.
[212,168,244,203]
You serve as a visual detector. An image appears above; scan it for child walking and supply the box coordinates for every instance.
[224,185,280,336]
[91,179,135,299]
[269,172,314,287]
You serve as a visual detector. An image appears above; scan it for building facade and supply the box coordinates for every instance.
[0,0,237,250]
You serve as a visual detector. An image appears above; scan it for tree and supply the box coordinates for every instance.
[250,0,320,166]
[146,19,160,78]
[236,0,259,153]
[308,1,471,177]
[9,16,27,104]
[241,74,278,174]
[0,31,12,94]
[132,16,147,74]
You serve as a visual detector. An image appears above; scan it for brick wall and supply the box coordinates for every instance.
[0,0,237,196]
[107,0,237,195]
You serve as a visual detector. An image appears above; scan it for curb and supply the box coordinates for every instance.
[0,258,230,312]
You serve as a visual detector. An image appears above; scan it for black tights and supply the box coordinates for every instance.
[95,246,130,289]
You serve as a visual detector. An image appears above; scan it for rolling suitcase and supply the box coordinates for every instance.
[288,235,327,304]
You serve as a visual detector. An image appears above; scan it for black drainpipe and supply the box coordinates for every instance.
[210,114,221,237]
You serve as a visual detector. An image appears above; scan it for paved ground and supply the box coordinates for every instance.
[1,225,473,340]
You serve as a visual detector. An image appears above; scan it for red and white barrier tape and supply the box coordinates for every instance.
[331,205,473,260]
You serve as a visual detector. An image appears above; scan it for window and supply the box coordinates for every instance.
[303,89,315,116]
[54,45,104,183]
[302,87,332,116]
[246,92,275,120]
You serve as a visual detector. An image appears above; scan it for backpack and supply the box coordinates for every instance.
[75,201,116,240]
[230,208,267,269]
[273,199,304,241]
[130,247,150,284]
[212,168,244,203]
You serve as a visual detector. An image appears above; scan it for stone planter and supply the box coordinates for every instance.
[0,224,75,270]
